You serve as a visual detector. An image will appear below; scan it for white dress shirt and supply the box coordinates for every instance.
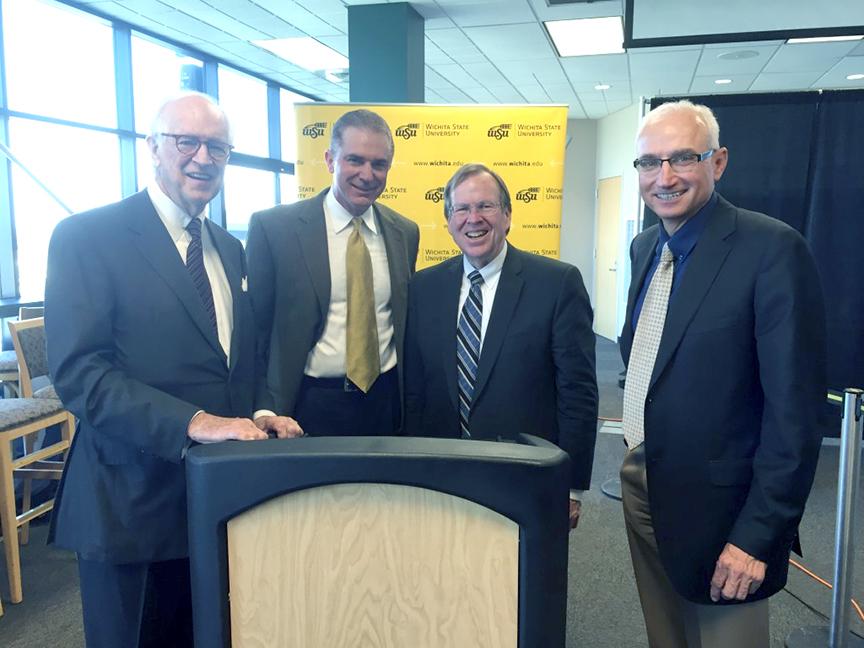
[457,242,508,351]
[304,189,397,377]
[147,185,233,363]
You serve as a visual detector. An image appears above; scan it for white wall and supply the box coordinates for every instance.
[560,119,598,303]
[595,103,643,338]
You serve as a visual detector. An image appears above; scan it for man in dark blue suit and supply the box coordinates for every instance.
[620,100,825,647]
[404,163,597,528]
[45,93,302,647]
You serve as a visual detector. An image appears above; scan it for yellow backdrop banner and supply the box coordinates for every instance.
[294,103,567,269]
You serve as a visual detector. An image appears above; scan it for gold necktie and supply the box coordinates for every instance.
[345,216,380,392]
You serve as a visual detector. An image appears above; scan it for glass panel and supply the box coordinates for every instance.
[217,66,268,157]
[280,88,312,162]
[2,0,116,127]
[136,136,154,191]
[223,166,276,244]
[279,173,299,206]
[8,118,121,298]
[132,34,204,135]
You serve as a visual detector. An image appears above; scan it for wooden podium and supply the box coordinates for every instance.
[186,435,570,647]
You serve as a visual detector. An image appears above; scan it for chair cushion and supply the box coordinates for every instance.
[0,398,65,431]
[34,384,58,400]
[0,349,18,372]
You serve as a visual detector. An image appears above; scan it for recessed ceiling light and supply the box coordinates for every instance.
[714,79,733,85]
[252,37,348,72]
[594,84,611,90]
[847,73,864,80]
[787,35,863,44]
[717,50,759,61]
[545,17,624,57]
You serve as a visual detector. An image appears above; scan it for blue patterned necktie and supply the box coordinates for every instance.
[457,270,484,438]
[185,217,217,338]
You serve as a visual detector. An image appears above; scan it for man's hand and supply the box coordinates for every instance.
[254,415,304,439]
[187,412,268,443]
[710,542,766,602]
[568,499,582,530]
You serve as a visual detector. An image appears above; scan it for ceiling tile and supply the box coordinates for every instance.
[629,49,701,80]
[695,45,778,75]
[250,0,342,37]
[688,74,758,94]
[561,54,629,83]
[464,23,554,62]
[750,71,824,91]
[762,41,863,73]
[439,1,536,28]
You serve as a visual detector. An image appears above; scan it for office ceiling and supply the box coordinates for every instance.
[71,0,864,119]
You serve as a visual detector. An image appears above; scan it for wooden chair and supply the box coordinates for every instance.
[0,317,75,604]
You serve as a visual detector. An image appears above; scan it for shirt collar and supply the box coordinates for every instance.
[325,188,378,235]
[463,241,508,283]
[147,184,205,243]
[657,192,717,263]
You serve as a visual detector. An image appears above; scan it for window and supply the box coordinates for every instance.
[223,166,277,244]
[217,67,268,157]
[280,88,311,162]
[2,0,116,127]
[132,35,204,135]
[8,118,121,298]
[279,173,299,205]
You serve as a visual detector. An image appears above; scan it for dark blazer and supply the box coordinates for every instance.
[246,189,419,415]
[404,246,598,490]
[620,195,826,604]
[45,190,257,564]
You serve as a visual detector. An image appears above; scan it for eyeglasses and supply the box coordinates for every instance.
[160,133,234,161]
[450,201,500,218]
[633,149,715,175]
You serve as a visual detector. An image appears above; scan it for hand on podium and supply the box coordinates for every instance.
[187,412,269,443]
[254,415,304,439]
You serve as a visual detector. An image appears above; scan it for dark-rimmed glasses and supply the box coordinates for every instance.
[160,133,233,161]
[633,149,715,175]
[450,201,500,219]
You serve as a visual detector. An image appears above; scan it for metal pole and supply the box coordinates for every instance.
[786,388,864,648]
[830,388,863,648]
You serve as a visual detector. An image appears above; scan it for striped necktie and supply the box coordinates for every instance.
[457,270,484,438]
[185,217,217,338]
[622,243,675,448]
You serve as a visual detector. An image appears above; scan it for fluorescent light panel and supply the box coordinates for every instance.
[253,37,348,72]
[786,35,863,44]
[546,17,624,57]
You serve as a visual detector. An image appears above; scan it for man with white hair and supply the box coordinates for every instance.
[46,92,302,647]
[619,100,825,647]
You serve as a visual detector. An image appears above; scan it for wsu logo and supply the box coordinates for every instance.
[516,187,540,203]
[302,122,327,139]
[395,123,419,139]
[424,187,445,203]
[487,123,511,140]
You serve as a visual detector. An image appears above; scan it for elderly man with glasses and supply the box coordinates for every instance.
[45,92,302,648]
[404,163,598,529]
[619,100,826,647]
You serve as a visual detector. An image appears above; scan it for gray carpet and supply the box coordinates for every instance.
[1,336,861,647]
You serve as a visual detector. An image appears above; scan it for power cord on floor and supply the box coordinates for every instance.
[785,558,864,639]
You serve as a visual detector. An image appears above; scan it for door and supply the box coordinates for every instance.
[595,176,621,341]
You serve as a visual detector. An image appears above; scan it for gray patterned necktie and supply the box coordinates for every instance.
[623,243,675,448]
[457,270,484,438]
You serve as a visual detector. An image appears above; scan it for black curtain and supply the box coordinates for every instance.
[646,90,864,394]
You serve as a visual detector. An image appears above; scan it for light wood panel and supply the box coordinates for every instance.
[227,483,519,648]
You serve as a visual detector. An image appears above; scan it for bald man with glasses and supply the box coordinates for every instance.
[619,100,826,647]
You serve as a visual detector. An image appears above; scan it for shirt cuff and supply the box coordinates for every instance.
[253,409,277,420]
[569,490,583,501]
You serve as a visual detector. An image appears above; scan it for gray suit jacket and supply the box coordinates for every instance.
[246,189,419,416]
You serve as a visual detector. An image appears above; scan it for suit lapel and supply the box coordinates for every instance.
[295,191,331,328]
[206,220,239,369]
[473,247,524,401]
[377,204,408,320]
[621,229,659,364]
[441,259,463,412]
[127,193,224,360]
[650,199,737,388]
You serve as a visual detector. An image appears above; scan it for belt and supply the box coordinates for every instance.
[303,367,396,393]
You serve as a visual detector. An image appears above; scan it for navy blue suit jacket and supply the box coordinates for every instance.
[404,246,598,490]
[620,195,826,603]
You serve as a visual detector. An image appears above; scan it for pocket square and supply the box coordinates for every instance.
[241,276,248,292]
